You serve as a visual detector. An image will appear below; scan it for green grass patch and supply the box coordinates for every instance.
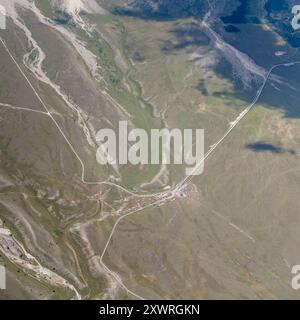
[35,0,54,19]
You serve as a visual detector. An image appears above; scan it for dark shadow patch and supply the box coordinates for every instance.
[131,51,145,63]
[160,22,210,54]
[246,141,296,155]
[195,79,208,96]
[224,25,240,33]
[111,0,207,21]
[221,0,249,24]
[221,0,260,26]
[53,10,74,25]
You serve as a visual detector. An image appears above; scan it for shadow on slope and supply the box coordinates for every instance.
[246,141,296,155]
